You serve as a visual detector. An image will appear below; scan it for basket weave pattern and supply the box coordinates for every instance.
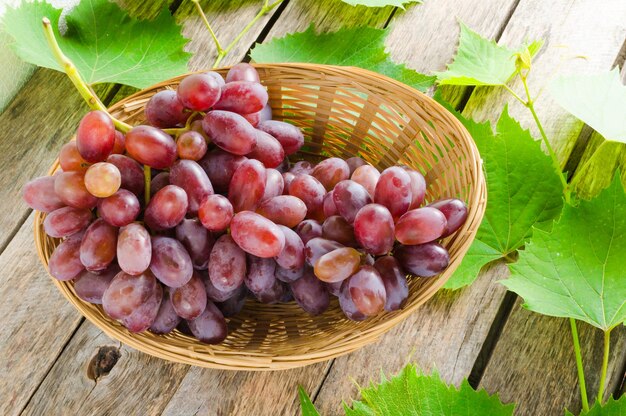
[35,64,486,370]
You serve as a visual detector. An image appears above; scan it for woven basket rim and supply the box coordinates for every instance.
[34,63,486,371]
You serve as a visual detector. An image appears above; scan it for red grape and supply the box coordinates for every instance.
[428,198,469,237]
[198,150,247,193]
[347,265,386,316]
[150,172,170,196]
[322,215,357,247]
[170,271,207,320]
[214,81,268,114]
[125,125,177,169]
[374,256,408,311]
[59,141,89,172]
[289,174,325,220]
[314,247,361,283]
[228,159,266,212]
[102,270,157,319]
[374,166,412,219]
[395,207,447,245]
[80,218,118,272]
[405,169,426,209]
[76,110,115,163]
[230,211,285,258]
[112,131,126,154]
[149,289,181,334]
[338,281,366,321]
[275,264,304,283]
[98,189,140,227]
[177,73,222,111]
[169,159,214,215]
[245,256,277,294]
[312,158,350,191]
[256,195,307,228]
[394,242,449,277]
[22,176,65,212]
[48,232,84,281]
[122,282,162,333]
[295,219,323,244]
[202,110,257,155]
[187,301,228,344]
[257,120,304,155]
[353,204,394,255]
[351,164,380,198]
[304,237,343,267]
[208,234,247,292]
[198,194,233,232]
[150,236,193,288]
[226,63,260,83]
[74,264,119,304]
[345,157,367,175]
[177,130,208,161]
[332,180,372,223]
[262,168,284,201]
[107,154,144,197]
[175,219,214,270]
[247,130,284,168]
[200,270,241,302]
[322,191,338,218]
[144,185,188,230]
[275,225,305,270]
[290,268,329,315]
[145,90,189,128]
[117,223,151,276]
[54,171,98,209]
[205,71,226,88]
[43,206,92,238]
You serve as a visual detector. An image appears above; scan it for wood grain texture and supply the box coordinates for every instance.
[480,299,626,416]
[463,0,626,166]
[0,215,82,416]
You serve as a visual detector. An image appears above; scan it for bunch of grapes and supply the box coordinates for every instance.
[23,63,468,344]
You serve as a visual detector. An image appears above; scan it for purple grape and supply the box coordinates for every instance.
[295,219,323,244]
[74,264,119,304]
[290,268,330,315]
[22,176,65,212]
[170,271,207,320]
[175,219,214,270]
[150,236,193,288]
[428,198,469,237]
[150,289,182,334]
[187,301,228,344]
[208,234,246,292]
[275,225,305,270]
[43,206,92,238]
[80,219,118,272]
[48,232,84,281]
[145,90,189,128]
[353,204,394,255]
[374,256,408,311]
[169,159,214,215]
[394,242,450,277]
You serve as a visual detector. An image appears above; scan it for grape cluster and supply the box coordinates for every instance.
[23,63,468,344]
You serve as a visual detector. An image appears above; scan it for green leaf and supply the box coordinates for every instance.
[435,96,564,290]
[250,25,435,92]
[565,396,626,415]
[340,0,419,8]
[346,364,515,415]
[298,386,321,416]
[504,173,626,331]
[549,69,626,143]
[435,22,542,86]
[2,0,191,89]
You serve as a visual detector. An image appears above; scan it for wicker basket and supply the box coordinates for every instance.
[34,64,486,371]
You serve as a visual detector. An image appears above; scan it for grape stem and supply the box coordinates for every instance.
[41,18,132,133]
[570,318,590,412]
[143,165,151,206]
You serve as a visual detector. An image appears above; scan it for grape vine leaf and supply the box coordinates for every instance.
[565,395,626,416]
[298,386,321,416]
[340,0,419,8]
[503,172,626,331]
[250,25,435,92]
[342,364,515,415]
[435,22,543,86]
[435,96,564,290]
[549,69,626,144]
[2,0,191,89]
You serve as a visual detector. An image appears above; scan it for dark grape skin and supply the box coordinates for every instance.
[245,256,277,294]
[228,159,266,212]
[187,301,228,344]
[122,283,163,333]
[102,270,157,320]
[59,141,90,172]
[170,271,207,320]
[394,242,450,277]
[374,256,409,312]
[43,206,92,238]
[112,131,126,154]
[252,279,288,304]
[247,130,285,168]
[312,158,351,191]
[304,237,344,268]
[117,223,152,276]
[74,264,119,304]
[98,189,140,227]
[395,207,447,245]
[374,166,413,219]
[200,270,240,302]
[175,219,214,270]
[208,234,247,292]
[261,169,284,201]
[169,159,214,216]
[275,225,305,270]
[22,176,65,212]
[150,172,170,196]
[322,216,357,247]
[125,125,178,169]
[230,211,286,258]
[332,180,372,224]
[257,120,304,155]
[48,232,84,281]
[323,191,338,218]
[149,289,182,334]
[54,171,98,209]
[198,194,234,232]
[326,280,342,297]
[177,73,222,111]
[288,174,325,221]
[338,281,366,321]
[144,185,188,231]
[76,110,115,163]
[256,195,307,228]
[145,90,189,128]
[198,150,247,193]
[428,198,469,237]
[226,63,260,83]
[353,203,395,255]
[215,285,247,317]
[290,268,330,316]
[214,81,268,114]
[202,111,257,156]
[295,219,323,244]
[150,236,193,288]
[347,265,386,316]
[80,218,118,272]
[345,157,368,175]
[107,154,145,197]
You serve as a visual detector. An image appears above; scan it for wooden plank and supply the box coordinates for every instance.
[480,300,626,415]
[463,0,626,166]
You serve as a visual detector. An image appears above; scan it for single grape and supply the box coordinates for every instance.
[43,206,92,238]
[200,270,241,302]
[228,159,266,212]
[338,281,366,321]
[394,242,449,277]
[175,219,214,270]
[98,189,140,227]
[395,207,447,245]
[374,166,412,219]
[256,195,307,228]
[197,150,247,193]
[322,215,357,247]
[290,268,330,315]
[177,73,222,111]
[112,131,126,154]
[84,162,121,198]
[345,157,367,175]
[290,161,314,176]
[48,232,84,281]
[150,236,193,288]
[214,81,268,114]
[215,285,247,317]
[347,265,386,316]
[187,301,228,344]
[275,264,304,283]
[257,120,304,155]
[122,282,163,333]
[351,165,380,198]
[102,270,157,319]
[144,185,188,230]
[230,211,286,258]
[150,172,170,196]
[177,130,208,161]
[332,180,372,223]
[125,125,177,169]
[59,141,89,171]
[404,168,426,209]
[353,204,394,255]
[247,130,284,168]
[76,110,115,163]
[312,158,350,191]
[245,256,277,294]
[22,176,65,212]
[261,168,284,201]
[80,218,118,272]
[304,237,343,267]
[295,219,323,244]
[225,63,260,83]
[145,89,190,128]
[74,264,119,304]
[288,174,325,221]
[170,271,207,320]
[374,256,408,311]
[282,172,295,193]
[275,225,305,270]
[322,191,338,218]
[198,194,234,232]
[313,247,361,283]
[169,159,214,216]
[149,289,181,334]
[107,154,144,197]
[54,171,98,209]
[117,223,151,275]
[208,234,247,292]
[202,110,257,155]
[428,198,469,237]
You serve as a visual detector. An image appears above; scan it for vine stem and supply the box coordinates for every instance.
[597,328,612,404]
[143,165,151,206]
[191,0,224,54]
[41,18,132,133]
[570,318,590,412]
